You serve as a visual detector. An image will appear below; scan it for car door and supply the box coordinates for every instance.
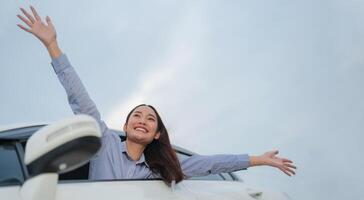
[55,179,198,200]
[174,151,274,200]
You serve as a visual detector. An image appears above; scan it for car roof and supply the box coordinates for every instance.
[0,124,47,140]
[0,122,48,132]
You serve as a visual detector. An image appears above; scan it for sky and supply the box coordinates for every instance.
[1,0,364,199]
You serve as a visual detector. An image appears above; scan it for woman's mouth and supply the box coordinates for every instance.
[134,127,148,133]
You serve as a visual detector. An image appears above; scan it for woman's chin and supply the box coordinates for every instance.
[128,134,154,145]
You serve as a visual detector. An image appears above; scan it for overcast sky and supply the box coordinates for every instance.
[1,0,364,199]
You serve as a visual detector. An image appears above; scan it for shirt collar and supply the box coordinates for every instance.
[121,141,149,168]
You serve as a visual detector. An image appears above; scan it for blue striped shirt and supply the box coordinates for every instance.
[51,54,251,180]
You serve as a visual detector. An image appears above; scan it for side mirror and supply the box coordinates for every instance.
[21,115,101,200]
[24,115,101,176]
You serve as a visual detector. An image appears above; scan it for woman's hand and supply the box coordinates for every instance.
[250,150,297,176]
[17,6,61,58]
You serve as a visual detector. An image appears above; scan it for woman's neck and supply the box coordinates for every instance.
[125,139,146,161]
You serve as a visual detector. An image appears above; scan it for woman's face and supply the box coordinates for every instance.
[124,105,160,145]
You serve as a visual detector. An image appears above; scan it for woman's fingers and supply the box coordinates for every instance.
[283,166,296,175]
[17,14,33,28]
[30,6,41,21]
[263,151,297,176]
[17,24,32,33]
[278,161,296,176]
[20,7,35,23]
[282,158,293,163]
[285,163,297,169]
[16,6,58,49]
[275,158,296,176]
[45,16,53,27]
[280,167,291,176]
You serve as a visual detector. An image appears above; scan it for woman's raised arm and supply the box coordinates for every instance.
[17,6,109,135]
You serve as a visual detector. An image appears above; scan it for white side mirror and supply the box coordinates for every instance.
[24,115,101,176]
[21,115,101,200]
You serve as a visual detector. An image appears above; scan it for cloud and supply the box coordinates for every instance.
[105,6,205,129]
[104,54,187,128]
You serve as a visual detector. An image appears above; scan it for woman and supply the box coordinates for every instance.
[17,6,296,185]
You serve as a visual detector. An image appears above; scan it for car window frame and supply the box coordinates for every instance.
[0,140,27,187]
[15,140,29,180]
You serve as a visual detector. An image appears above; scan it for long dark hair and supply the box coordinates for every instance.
[125,104,184,185]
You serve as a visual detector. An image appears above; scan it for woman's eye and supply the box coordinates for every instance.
[148,118,155,121]
[133,113,141,117]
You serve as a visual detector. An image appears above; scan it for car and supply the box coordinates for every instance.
[0,115,291,200]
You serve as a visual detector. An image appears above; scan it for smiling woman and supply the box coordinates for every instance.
[16,5,296,186]
[123,104,184,184]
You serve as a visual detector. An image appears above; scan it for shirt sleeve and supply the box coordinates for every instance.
[180,154,251,178]
[50,54,109,136]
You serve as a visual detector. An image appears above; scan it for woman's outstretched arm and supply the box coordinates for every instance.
[248,150,296,176]
[16,6,109,135]
[181,150,296,178]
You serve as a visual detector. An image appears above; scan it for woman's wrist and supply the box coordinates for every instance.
[249,155,266,167]
[46,40,62,59]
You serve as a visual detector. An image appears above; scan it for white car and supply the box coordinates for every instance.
[0,116,290,200]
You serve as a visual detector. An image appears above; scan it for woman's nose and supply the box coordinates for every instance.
[138,118,146,124]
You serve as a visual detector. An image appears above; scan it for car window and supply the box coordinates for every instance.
[176,152,225,181]
[0,143,24,186]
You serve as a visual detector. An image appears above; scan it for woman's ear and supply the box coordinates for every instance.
[123,124,127,132]
[154,132,161,140]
